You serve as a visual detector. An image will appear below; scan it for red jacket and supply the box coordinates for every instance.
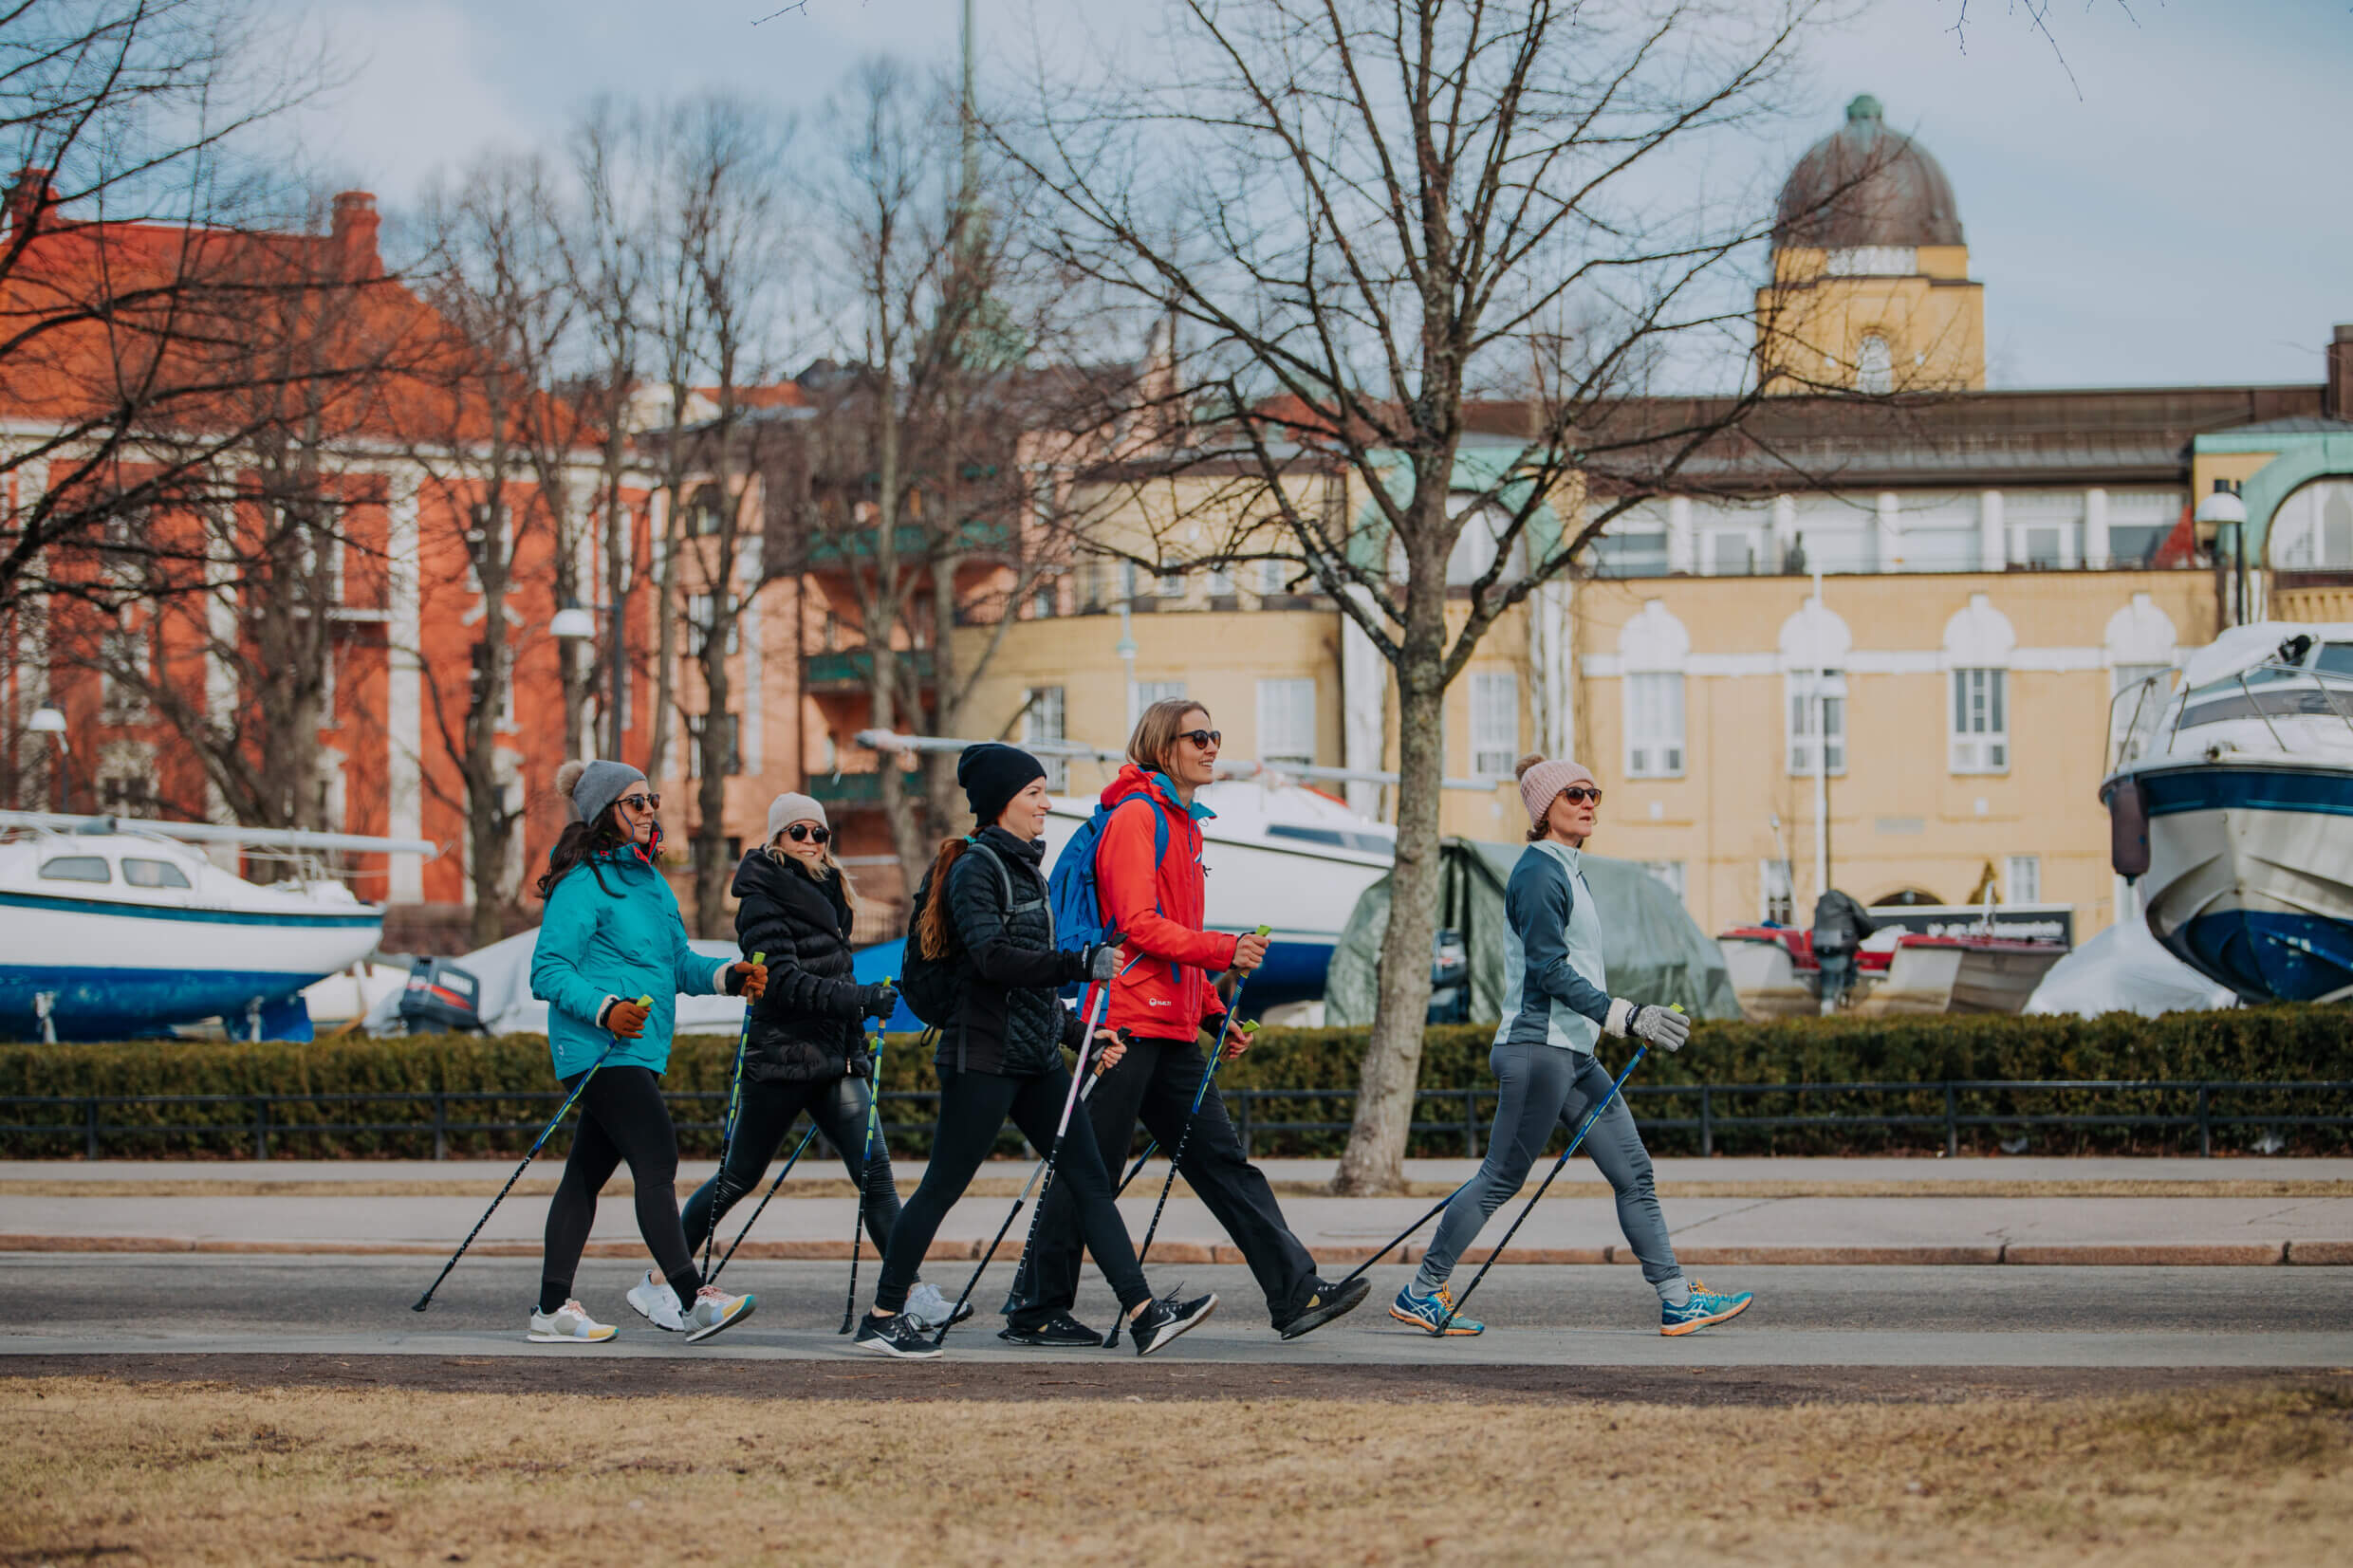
[1094,764,1238,1040]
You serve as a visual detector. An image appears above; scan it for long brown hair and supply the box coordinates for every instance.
[1128,697,1210,776]
[538,811,628,898]
[912,836,967,959]
[765,833,862,911]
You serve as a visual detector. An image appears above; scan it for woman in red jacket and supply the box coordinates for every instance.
[1002,698,1371,1344]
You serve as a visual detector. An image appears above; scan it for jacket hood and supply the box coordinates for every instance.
[731,846,846,923]
[1101,763,1215,821]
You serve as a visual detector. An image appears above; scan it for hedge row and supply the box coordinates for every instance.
[3,1007,2348,1159]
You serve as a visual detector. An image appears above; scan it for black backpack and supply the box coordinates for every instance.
[899,839,1012,1026]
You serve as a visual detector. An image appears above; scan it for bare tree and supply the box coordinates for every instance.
[1010,0,1824,1191]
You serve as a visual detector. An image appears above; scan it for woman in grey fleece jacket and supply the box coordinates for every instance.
[1387,753,1754,1338]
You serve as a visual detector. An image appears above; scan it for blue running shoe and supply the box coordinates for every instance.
[1660,1279,1753,1337]
[1389,1282,1484,1336]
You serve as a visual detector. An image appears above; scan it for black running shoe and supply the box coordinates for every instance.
[1128,1289,1218,1356]
[997,1312,1101,1346]
[1275,1275,1371,1341]
[853,1312,942,1359]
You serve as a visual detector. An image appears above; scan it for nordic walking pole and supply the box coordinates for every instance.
[1103,929,1269,1347]
[841,980,892,1334]
[706,1119,820,1286]
[1110,928,1271,1198]
[1435,1042,1653,1333]
[411,995,650,1312]
[1330,1186,1467,1290]
[701,951,766,1275]
[933,970,1119,1347]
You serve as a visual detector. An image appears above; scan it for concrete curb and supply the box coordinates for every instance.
[2,1234,2344,1265]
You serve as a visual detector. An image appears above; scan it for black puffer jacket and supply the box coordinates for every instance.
[939,826,1089,1077]
[732,849,868,1082]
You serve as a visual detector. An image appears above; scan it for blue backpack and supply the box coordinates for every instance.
[1046,795,1170,990]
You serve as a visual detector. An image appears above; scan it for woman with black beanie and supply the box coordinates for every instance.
[851,743,1219,1358]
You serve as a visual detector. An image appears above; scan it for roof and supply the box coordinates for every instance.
[1774,95,1964,250]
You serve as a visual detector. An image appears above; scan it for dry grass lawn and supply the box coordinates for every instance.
[3,1378,2348,1566]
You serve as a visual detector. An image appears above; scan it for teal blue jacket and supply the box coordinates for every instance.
[530,844,731,1079]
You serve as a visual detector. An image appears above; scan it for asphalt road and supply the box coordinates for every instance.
[4,1255,2348,1373]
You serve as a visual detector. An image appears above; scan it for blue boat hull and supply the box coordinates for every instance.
[852,936,1336,1031]
[0,965,320,1042]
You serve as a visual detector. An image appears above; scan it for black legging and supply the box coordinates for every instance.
[873,1062,1150,1318]
[681,1073,903,1256]
[540,1065,696,1308]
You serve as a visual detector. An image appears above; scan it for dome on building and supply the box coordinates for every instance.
[1773,95,1964,249]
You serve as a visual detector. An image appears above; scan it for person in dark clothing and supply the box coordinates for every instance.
[852,743,1219,1359]
[1005,699,1369,1344]
[676,793,968,1331]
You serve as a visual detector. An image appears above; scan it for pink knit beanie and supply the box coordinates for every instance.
[1515,753,1597,829]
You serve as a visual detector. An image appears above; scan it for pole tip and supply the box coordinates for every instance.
[410,1299,431,1313]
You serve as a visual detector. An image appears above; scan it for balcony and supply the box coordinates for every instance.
[804,771,882,806]
[805,648,935,692]
[804,519,1015,566]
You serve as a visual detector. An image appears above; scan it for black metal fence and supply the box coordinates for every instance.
[5,1079,2351,1160]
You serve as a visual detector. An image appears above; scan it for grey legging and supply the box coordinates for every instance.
[1415,1044,1683,1297]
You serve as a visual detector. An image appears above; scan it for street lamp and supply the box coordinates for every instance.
[552,600,628,762]
[2195,480,2250,628]
[26,706,71,812]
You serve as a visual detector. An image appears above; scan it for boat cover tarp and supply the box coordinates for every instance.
[365,929,750,1037]
[2024,917,2237,1018]
[1324,839,1742,1026]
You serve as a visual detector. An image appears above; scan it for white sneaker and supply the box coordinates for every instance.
[626,1269,685,1333]
[903,1281,974,1333]
[527,1299,616,1344]
[684,1284,756,1343]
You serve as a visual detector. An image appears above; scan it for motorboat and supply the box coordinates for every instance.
[0,810,434,1042]
[1719,906,2067,1019]
[2102,622,2353,1004]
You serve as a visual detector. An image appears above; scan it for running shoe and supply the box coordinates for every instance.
[527,1299,616,1344]
[1128,1289,1218,1356]
[1388,1282,1484,1336]
[997,1311,1101,1347]
[684,1284,756,1343]
[1277,1275,1372,1340]
[904,1282,974,1333]
[1660,1279,1753,1337]
[854,1311,943,1359]
[626,1269,685,1333]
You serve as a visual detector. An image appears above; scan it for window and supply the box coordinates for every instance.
[1030,580,1058,619]
[2004,854,2041,905]
[1257,678,1317,767]
[1758,858,1793,924]
[498,646,518,731]
[294,508,343,602]
[2270,478,2353,569]
[1445,501,1527,588]
[685,712,742,777]
[1120,561,1140,601]
[1023,685,1066,789]
[1624,672,1686,778]
[464,504,511,595]
[1786,672,1845,775]
[1950,667,2009,772]
[98,625,150,720]
[1259,559,1291,598]
[1469,671,1519,776]
[684,595,740,656]
[2109,662,2172,754]
[99,773,155,815]
[39,856,110,883]
[1856,335,1893,395]
[1135,679,1186,709]
[122,857,191,890]
[1207,563,1234,599]
[1156,567,1186,600]
[1592,528,1670,578]
[1641,859,1687,905]
[1705,531,1756,576]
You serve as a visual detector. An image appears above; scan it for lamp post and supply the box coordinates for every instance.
[27,706,70,812]
[2195,480,2250,629]
[551,599,628,762]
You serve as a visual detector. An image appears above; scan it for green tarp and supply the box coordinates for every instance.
[1323,839,1742,1026]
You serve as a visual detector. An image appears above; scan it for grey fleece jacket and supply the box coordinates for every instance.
[1493,839,1635,1054]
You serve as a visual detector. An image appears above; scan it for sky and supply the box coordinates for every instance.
[261,0,2353,391]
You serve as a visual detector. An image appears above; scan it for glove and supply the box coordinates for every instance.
[602,997,651,1040]
[725,961,767,1001]
[1080,943,1121,983]
[1622,1003,1691,1053]
[859,982,899,1020]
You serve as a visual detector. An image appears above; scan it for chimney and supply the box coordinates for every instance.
[2328,323,2353,422]
[7,167,53,237]
[331,190,380,279]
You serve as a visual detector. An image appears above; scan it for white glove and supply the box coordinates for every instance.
[1605,998,1691,1052]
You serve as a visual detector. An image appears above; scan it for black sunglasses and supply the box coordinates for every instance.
[1559,786,1603,805]
[785,823,831,845]
[1177,729,1222,749]
[617,792,660,812]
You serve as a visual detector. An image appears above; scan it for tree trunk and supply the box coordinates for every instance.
[692,629,732,937]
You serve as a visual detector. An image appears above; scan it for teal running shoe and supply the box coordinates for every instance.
[1660,1279,1753,1337]
[1389,1282,1484,1336]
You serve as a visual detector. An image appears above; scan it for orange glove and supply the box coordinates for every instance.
[727,961,768,1002]
[603,997,651,1039]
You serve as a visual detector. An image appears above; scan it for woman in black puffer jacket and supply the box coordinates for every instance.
[680,793,964,1330]
[850,744,1217,1359]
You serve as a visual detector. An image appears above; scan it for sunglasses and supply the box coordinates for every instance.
[617,792,660,812]
[785,823,831,845]
[1177,729,1222,749]
[1559,786,1603,805]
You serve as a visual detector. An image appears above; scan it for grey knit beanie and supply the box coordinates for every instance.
[558,758,647,824]
[765,791,827,840]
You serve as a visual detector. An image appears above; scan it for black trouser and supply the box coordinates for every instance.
[541,1065,696,1302]
[873,1062,1150,1318]
[1010,1035,1318,1329]
[680,1072,902,1257]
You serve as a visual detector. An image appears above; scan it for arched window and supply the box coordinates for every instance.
[2269,477,2353,569]
[1943,594,2015,774]
[1619,600,1690,778]
[1856,335,1894,396]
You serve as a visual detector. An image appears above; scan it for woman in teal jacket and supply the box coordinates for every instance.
[522,758,765,1346]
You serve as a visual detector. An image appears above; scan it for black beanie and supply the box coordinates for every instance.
[958,742,1047,826]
